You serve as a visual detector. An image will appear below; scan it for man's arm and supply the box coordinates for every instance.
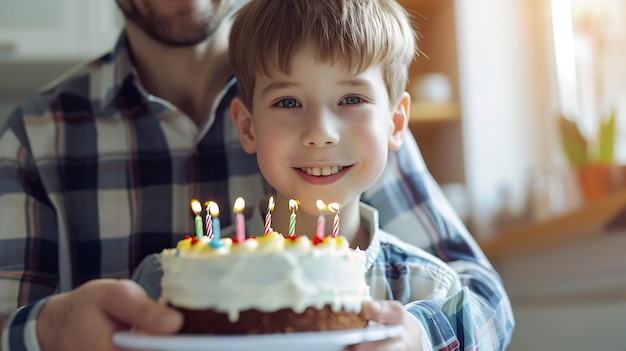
[1,300,50,351]
[1,315,7,351]
[0,106,60,351]
[1,281,183,351]
[362,130,515,350]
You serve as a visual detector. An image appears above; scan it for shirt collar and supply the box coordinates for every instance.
[360,203,383,270]
[95,32,142,115]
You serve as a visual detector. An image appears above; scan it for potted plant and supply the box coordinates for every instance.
[558,110,616,202]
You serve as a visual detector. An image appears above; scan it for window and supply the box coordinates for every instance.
[552,0,626,163]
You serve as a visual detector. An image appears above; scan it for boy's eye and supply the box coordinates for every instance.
[275,98,301,108]
[340,96,364,105]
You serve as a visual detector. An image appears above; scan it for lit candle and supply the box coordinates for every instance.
[264,196,275,235]
[204,201,213,239]
[328,202,341,237]
[233,197,246,243]
[208,201,222,247]
[204,201,214,240]
[190,199,203,239]
[288,199,299,237]
[315,200,326,241]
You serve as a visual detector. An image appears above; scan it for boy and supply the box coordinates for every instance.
[228,0,462,349]
[134,0,462,349]
[133,0,460,348]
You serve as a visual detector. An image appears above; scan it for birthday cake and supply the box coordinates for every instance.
[160,202,371,334]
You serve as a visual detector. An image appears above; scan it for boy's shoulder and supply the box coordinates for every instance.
[360,202,458,278]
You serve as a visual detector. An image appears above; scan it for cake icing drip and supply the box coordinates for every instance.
[161,233,371,322]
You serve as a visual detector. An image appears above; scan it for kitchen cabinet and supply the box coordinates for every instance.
[399,0,465,185]
[0,0,121,61]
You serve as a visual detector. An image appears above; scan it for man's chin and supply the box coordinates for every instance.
[117,0,215,47]
[144,29,211,47]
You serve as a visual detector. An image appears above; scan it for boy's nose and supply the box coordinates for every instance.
[301,109,340,147]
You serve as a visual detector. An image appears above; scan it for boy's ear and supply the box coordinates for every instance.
[230,97,257,154]
[388,92,410,151]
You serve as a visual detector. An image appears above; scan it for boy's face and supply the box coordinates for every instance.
[232,47,408,215]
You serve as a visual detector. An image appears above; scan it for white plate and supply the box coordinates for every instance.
[113,325,402,351]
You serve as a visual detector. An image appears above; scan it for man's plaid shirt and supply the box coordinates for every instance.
[0,34,513,350]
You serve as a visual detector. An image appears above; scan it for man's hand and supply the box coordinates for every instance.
[347,300,428,351]
[36,279,182,351]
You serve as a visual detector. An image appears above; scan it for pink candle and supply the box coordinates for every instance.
[233,197,246,243]
[315,200,326,241]
[328,202,341,237]
[264,196,275,235]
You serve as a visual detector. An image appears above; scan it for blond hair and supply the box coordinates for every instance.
[229,0,417,109]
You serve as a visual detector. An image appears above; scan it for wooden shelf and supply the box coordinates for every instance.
[478,189,626,262]
[409,101,460,123]
[397,0,464,186]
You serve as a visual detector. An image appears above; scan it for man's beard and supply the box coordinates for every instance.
[116,0,222,47]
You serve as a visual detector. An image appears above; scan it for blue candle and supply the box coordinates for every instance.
[208,201,222,248]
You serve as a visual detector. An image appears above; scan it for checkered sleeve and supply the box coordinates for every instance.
[362,131,515,350]
[1,107,59,349]
[1,298,47,351]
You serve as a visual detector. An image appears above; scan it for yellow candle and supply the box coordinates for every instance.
[190,199,203,239]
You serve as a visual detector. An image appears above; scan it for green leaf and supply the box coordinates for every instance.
[558,115,588,167]
[598,109,616,163]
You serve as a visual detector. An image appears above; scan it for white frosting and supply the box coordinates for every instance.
[160,234,371,322]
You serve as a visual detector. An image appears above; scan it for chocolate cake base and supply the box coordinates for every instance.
[176,304,368,335]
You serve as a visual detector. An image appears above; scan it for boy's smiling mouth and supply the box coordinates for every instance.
[294,165,353,184]
[300,166,344,176]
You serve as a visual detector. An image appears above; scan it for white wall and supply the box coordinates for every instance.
[455,0,562,238]
[455,3,626,349]
[0,60,83,124]
[493,225,626,350]
[510,302,626,350]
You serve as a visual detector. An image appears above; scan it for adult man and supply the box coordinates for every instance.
[0,0,513,350]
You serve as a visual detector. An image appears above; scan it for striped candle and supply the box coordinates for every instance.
[288,199,299,237]
[315,200,326,241]
[204,201,212,239]
[208,202,222,247]
[328,202,341,237]
[264,196,275,235]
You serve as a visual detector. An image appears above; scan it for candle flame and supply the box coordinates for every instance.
[316,199,326,211]
[190,199,202,215]
[207,201,219,216]
[268,196,275,212]
[288,199,300,212]
[233,197,245,213]
[327,202,341,213]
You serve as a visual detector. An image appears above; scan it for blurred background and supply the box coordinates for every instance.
[1,0,625,349]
